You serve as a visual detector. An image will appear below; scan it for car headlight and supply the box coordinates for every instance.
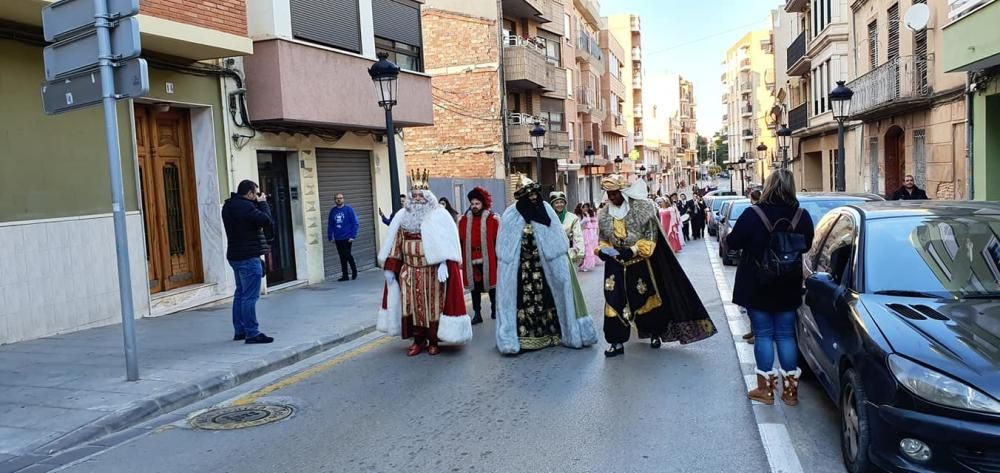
[888,354,1000,414]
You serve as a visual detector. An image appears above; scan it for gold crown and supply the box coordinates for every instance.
[410,169,430,190]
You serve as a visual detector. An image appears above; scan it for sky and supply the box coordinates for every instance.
[600,0,779,137]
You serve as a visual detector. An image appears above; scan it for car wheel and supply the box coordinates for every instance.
[840,369,876,473]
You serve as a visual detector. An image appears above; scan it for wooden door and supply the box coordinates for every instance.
[884,126,905,197]
[135,105,203,293]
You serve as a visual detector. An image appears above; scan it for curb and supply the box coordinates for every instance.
[30,323,376,456]
[703,239,805,473]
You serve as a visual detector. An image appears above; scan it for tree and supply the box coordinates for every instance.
[696,135,710,163]
[712,132,729,166]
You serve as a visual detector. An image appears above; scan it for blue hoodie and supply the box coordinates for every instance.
[328,205,359,241]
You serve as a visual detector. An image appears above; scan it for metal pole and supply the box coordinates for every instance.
[535,150,542,184]
[385,108,401,213]
[836,120,846,192]
[587,167,594,205]
[95,0,138,381]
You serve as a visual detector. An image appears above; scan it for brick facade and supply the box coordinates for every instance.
[141,0,248,37]
[406,9,504,179]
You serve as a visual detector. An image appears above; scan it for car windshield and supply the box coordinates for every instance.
[866,215,1000,298]
[729,202,751,221]
[712,199,728,212]
[799,199,870,225]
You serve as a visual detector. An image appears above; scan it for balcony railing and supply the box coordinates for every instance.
[847,55,933,120]
[633,76,642,89]
[576,86,596,109]
[789,103,808,132]
[787,31,807,74]
[576,32,603,62]
[741,103,753,116]
[634,106,643,118]
[740,82,753,93]
[504,38,550,90]
[631,16,641,31]
[740,58,751,70]
[722,92,729,103]
[632,48,642,61]
[742,129,754,138]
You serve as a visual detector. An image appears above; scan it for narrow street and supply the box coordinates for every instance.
[52,241,849,473]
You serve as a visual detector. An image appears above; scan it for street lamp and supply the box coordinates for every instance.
[614,155,624,173]
[368,52,402,213]
[830,80,854,192]
[737,156,747,196]
[776,124,791,169]
[530,122,546,183]
[756,142,768,186]
[584,145,596,205]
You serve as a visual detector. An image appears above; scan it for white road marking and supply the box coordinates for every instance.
[705,239,806,473]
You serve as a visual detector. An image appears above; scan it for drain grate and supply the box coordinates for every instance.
[189,404,293,430]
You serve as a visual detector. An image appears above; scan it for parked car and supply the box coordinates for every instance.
[799,201,1000,473]
[705,189,737,197]
[708,195,741,237]
[719,193,884,266]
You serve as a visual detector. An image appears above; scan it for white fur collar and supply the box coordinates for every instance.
[378,206,462,266]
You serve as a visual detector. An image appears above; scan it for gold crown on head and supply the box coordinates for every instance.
[410,169,430,190]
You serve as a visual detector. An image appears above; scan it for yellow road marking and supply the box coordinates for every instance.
[232,336,392,406]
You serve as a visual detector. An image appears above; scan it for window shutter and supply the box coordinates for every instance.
[290,0,361,53]
[372,0,422,47]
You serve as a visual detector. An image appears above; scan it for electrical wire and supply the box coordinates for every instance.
[644,20,769,56]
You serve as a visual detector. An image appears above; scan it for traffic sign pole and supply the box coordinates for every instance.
[95,0,139,381]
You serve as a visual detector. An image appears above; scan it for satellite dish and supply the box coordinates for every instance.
[904,3,930,32]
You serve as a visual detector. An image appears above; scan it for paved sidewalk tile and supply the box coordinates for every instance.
[0,270,385,457]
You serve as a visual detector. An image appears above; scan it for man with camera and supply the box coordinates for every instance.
[222,180,274,344]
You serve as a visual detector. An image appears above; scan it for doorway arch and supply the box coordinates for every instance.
[884,126,905,196]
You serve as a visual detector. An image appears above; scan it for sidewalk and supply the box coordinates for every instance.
[0,270,384,460]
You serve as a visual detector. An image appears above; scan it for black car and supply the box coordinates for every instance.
[719,193,884,266]
[718,198,750,265]
[799,201,1000,473]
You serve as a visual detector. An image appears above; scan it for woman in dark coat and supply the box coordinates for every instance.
[726,169,814,407]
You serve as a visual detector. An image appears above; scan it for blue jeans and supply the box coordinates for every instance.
[748,309,798,372]
[230,257,263,338]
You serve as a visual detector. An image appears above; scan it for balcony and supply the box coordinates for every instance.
[633,76,642,89]
[741,103,753,117]
[788,103,808,133]
[722,92,730,103]
[543,64,568,98]
[503,0,550,23]
[574,0,601,27]
[847,55,933,121]
[943,0,1000,72]
[631,16,641,32]
[632,48,642,61]
[785,0,808,12]
[722,113,729,122]
[245,39,432,129]
[787,31,809,76]
[742,129,754,140]
[633,106,643,118]
[576,86,597,113]
[576,31,604,66]
[504,36,551,90]
[949,0,996,22]
[538,0,565,35]
[740,82,753,94]
[507,117,570,160]
[740,58,751,71]
[604,112,627,136]
[633,132,644,142]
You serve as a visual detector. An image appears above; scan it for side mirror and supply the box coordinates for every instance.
[805,272,846,312]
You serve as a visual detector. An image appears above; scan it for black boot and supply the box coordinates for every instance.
[471,312,484,325]
[604,344,625,358]
[651,337,662,349]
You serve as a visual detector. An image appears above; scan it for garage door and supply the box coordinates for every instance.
[316,149,377,278]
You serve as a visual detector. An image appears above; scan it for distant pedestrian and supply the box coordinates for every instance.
[657,198,683,253]
[577,202,600,272]
[677,193,691,242]
[687,195,707,239]
[726,170,814,406]
[328,193,359,281]
[379,194,407,225]
[750,189,761,204]
[891,175,929,200]
[222,180,274,344]
[439,197,460,222]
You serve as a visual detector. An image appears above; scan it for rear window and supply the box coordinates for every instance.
[729,202,751,220]
[799,199,869,225]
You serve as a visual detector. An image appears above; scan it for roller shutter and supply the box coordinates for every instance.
[316,149,377,278]
[290,0,361,53]
[372,0,422,46]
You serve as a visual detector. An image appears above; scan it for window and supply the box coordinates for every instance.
[913,129,926,188]
[807,214,840,269]
[868,21,878,71]
[829,149,836,190]
[541,112,564,132]
[869,137,879,194]
[290,0,361,53]
[545,38,561,65]
[815,214,857,284]
[887,4,900,62]
[375,37,422,72]
[568,126,574,151]
[811,0,833,37]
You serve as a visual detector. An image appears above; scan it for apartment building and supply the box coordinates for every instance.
[678,78,699,187]
[722,29,776,189]
[848,0,966,199]
[944,0,1000,201]
[1,0,252,343]
[770,8,799,172]
[593,27,627,202]
[223,0,434,287]
[607,14,645,171]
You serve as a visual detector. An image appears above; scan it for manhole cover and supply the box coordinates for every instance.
[189,404,293,430]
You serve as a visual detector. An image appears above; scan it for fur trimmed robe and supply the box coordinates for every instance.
[377,205,472,345]
[495,202,598,354]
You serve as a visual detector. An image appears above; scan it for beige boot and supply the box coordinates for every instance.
[748,369,777,405]
[781,368,802,406]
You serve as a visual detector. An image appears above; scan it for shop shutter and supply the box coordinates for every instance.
[316,149,377,278]
[372,0,422,46]
[290,0,361,53]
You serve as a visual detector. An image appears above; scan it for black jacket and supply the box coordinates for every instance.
[222,193,273,261]
[726,203,815,312]
[891,186,929,200]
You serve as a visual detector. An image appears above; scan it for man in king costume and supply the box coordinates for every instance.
[597,175,717,357]
[377,170,473,356]
[495,176,598,354]
[458,187,501,325]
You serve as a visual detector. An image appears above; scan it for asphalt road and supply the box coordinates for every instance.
[58,241,843,473]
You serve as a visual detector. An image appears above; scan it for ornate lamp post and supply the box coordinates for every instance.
[530,122,546,183]
[756,142,768,186]
[614,155,624,173]
[368,52,402,213]
[776,124,791,169]
[737,156,747,196]
[830,80,854,192]
[584,145,596,205]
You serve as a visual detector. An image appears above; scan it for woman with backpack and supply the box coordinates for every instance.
[726,170,814,406]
